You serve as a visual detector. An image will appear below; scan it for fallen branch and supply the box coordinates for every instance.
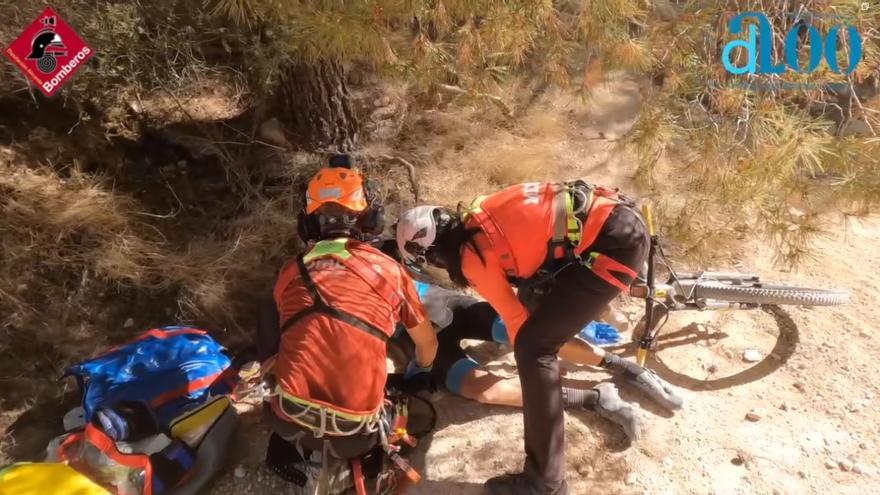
[380,154,420,202]
[438,84,514,119]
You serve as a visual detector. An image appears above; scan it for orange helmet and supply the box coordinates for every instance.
[305,166,368,214]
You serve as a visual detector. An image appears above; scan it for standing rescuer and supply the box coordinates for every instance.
[258,154,437,462]
[396,180,651,495]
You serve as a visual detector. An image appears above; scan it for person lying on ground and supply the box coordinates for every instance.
[255,154,438,461]
[391,279,644,441]
[395,180,679,495]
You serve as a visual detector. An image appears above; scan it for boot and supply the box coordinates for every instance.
[592,382,642,442]
[485,473,569,495]
[601,354,684,411]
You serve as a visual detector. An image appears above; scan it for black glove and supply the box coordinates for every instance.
[387,371,438,395]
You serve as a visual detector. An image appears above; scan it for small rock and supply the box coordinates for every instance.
[123,317,135,328]
[825,459,838,469]
[575,464,591,477]
[793,382,806,392]
[839,459,853,472]
[707,364,719,373]
[745,410,762,422]
[779,403,790,411]
[798,470,808,479]
[841,117,872,137]
[234,465,246,478]
[852,463,863,474]
[258,118,289,147]
[859,442,868,450]
[859,330,870,338]
[625,473,638,485]
[742,349,763,363]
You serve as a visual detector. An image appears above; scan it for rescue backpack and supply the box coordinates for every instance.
[45,327,238,495]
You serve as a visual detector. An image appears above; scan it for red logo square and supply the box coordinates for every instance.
[4,7,95,97]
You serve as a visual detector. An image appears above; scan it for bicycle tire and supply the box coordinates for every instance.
[694,281,849,306]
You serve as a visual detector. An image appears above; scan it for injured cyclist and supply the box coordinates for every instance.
[390,277,684,442]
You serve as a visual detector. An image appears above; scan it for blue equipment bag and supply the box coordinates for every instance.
[64,326,234,427]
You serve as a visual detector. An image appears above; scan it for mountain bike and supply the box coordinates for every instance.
[630,204,850,367]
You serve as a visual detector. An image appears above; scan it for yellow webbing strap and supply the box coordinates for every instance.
[565,188,582,246]
[303,238,352,264]
[642,203,655,236]
[461,194,490,221]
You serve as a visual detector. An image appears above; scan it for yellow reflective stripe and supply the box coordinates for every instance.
[565,191,590,246]
[303,238,352,263]
[276,387,380,422]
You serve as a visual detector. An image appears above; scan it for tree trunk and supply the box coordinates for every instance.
[278,59,359,152]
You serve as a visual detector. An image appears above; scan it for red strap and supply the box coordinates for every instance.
[466,211,518,277]
[338,252,404,311]
[575,196,617,256]
[56,431,84,461]
[589,253,637,292]
[149,369,226,409]
[95,327,207,358]
[351,458,368,495]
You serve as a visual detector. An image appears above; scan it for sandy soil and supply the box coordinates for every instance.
[208,77,880,494]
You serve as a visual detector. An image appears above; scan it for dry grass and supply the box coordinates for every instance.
[0,144,305,377]
[0,152,168,320]
[407,103,569,208]
[175,196,299,334]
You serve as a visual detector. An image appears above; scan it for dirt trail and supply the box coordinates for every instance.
[210,76,880,494]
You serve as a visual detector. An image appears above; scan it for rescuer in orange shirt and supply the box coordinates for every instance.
[258,154,438,462]
[396,180,655,495]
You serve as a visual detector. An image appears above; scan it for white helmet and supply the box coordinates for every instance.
[396,205,446,264]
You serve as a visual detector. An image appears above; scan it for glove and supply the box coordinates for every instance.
[404,359,433,380]
[577,321,621,346]
[491,317,510,345]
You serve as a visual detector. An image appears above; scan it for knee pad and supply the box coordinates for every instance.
[491,317,509,345]
[444,357,481,396]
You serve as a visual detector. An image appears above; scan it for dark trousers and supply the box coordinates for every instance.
[514,205,648,492]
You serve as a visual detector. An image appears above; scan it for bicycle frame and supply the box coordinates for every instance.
[632,205,771,365]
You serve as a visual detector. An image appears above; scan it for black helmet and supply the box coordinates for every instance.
[27,31,64,59]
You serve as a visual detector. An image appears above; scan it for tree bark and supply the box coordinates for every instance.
[278,59,359,152]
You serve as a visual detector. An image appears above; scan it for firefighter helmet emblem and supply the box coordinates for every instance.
[26,16,68,74]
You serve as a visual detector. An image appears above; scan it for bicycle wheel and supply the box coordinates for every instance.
[694,281,849,306]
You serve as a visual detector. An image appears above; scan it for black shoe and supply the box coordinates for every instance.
[485,473,569,495]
